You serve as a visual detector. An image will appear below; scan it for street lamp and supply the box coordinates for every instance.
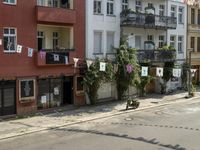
[187,48,193,98]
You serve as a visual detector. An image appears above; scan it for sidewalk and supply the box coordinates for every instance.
[0,90,200,140]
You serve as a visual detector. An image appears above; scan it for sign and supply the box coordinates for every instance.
[41,96,47,104]
[54,87,59,95]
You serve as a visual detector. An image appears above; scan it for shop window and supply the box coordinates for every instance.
[76,77,84,92]
[38,78,62,109]
[19,79,35,101]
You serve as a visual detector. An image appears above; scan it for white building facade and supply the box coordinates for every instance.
[86,0,187,99]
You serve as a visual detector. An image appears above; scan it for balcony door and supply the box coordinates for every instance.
[37,31,45,51]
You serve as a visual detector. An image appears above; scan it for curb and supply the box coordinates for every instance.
[0,96,199,141]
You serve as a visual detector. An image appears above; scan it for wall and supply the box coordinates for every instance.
[167,0,187,63]
[86,0,120,59]
[0,0,85,114]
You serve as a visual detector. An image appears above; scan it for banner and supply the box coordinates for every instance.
[73,58,79,67]
[100,62,106,71]
[191,69,197,77]
[16,45,22,53]
[173,69,181,77]
[141,67,148,77]
[28,48,33,57]
[65,56,69,65]
[39,51,46,59]
[53,54,60,61]
[86,60,93,68]
[156,67,163,77]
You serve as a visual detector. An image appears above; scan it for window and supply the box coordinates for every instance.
[122,0,128,11]
[178,36,183,53]
[159,5,165,16]
[197,37,200,52]
[53,32,59,49]
[135,35,141,49]
[94,0,102,14]
[37,0,44,6]
[37,31,45,51]
[170,35,176,48]
[159,36,165,48]
[3,28,16,52]
[148,3,153,8]
[135,0,142,12]
[147,35,154,42]
[191,8,195,24]
[198,9,200,25]
[107,0,114,15]
[171,6,176,18]
[19,79,36,101]
[106,32,114,53]
[48,0,59,7]
[178,7,184,24]
[94,31,102,53]
[3,0,16,4]
[190,37,195,50]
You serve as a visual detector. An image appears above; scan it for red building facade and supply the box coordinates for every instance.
[0,0,85,116]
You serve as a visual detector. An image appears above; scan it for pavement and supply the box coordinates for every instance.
[0,90,200,141]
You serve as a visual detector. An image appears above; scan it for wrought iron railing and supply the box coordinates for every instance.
[120,11,177,30]
[137,49,176,63]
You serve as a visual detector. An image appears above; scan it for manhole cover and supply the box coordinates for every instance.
[125,118,133,121]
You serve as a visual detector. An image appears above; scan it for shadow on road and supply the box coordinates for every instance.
[53,127,187,150]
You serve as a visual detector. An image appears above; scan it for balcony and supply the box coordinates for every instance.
[190,52,200,65]
[137,49,176,63]
[120,10,177,30]
[37,48,74,66]
[36,0,76,24]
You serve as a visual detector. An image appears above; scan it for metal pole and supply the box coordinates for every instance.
[188,50,192,96]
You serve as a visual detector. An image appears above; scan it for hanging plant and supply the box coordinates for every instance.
[83,59,114,105]
[115,44,139,100]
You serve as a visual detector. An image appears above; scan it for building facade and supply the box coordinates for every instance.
[187,4,200,84]
[0,0,85,116]
[86,0,121,101]
[86,0,187,97]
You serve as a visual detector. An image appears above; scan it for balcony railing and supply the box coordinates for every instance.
[39,48,75,52]
[120,11,177,30]
[37,48,74,66]
[137,50,176,63]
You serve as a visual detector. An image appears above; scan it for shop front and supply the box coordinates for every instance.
[37,76,74,109]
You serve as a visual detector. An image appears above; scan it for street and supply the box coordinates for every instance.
[0,98,200,150]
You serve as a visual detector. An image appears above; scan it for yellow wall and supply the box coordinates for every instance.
[37,25,73,49]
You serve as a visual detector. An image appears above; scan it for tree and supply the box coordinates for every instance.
[115,44,139,100]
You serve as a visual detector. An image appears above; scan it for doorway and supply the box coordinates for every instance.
[0,81,16,116]
[63,77,73,105]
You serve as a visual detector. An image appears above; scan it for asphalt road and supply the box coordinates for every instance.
[0,99,200,150]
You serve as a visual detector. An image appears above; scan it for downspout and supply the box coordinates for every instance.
[166,0,168,46]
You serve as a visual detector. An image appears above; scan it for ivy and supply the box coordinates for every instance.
[83,59,114,105]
